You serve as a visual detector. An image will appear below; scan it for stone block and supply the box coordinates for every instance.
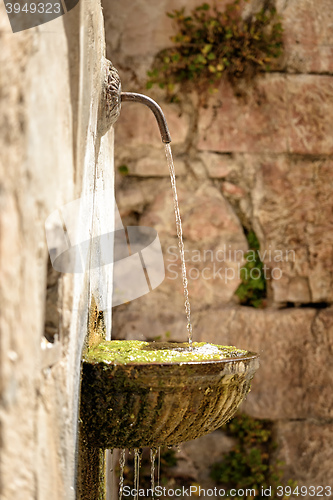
[195,306,333,421]
[252,155,333,303]
[198,75,288,154]
[140,182,247,244]
[198,75,333,156]
[181,184,247,244]
[275,420,333,492]
[287,75,333,154]
[272,276,311,304]
[200,152,235,178]
[277,0,333,74]
[143,183,247,302]
[222,181,245,198]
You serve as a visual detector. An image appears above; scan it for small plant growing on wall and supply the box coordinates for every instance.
[210,413,297,499]
[235,230,267,308]
[147,0,283,97]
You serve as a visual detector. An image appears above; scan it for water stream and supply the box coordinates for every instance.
[133,449,142,500]
[164,144,193,347]
[118,449,126,500]
[157,446,161,488]
[150,447,157,493]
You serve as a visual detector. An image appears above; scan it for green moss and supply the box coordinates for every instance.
[84,340,248,365]
[147,0,284,98]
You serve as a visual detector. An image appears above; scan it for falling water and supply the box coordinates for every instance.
[165,143,193,346]
[133,449,142,500]
[150,448,158,494]
[134,449,138,495]
[157,446,161,488]
[119,449,126,500]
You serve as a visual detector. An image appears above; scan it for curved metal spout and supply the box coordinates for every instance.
[121,92,172,144]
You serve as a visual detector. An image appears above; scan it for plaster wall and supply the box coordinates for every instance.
[0,1,114,498]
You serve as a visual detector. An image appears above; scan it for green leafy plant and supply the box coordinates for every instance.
[147,0,283,96]
[210,413,296,499]
[235,230,267,308]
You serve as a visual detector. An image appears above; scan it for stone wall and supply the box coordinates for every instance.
[0,1,115,498]
[103,0,333,492]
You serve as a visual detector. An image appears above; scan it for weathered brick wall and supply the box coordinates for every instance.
[103,0,333,491]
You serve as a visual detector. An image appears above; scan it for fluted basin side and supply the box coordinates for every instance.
[80,344,259,449]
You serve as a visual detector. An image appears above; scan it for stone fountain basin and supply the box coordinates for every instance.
[80,342,259,449]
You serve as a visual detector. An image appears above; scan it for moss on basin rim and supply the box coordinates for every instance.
[80,340,259,449]
[84,340,249,365]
